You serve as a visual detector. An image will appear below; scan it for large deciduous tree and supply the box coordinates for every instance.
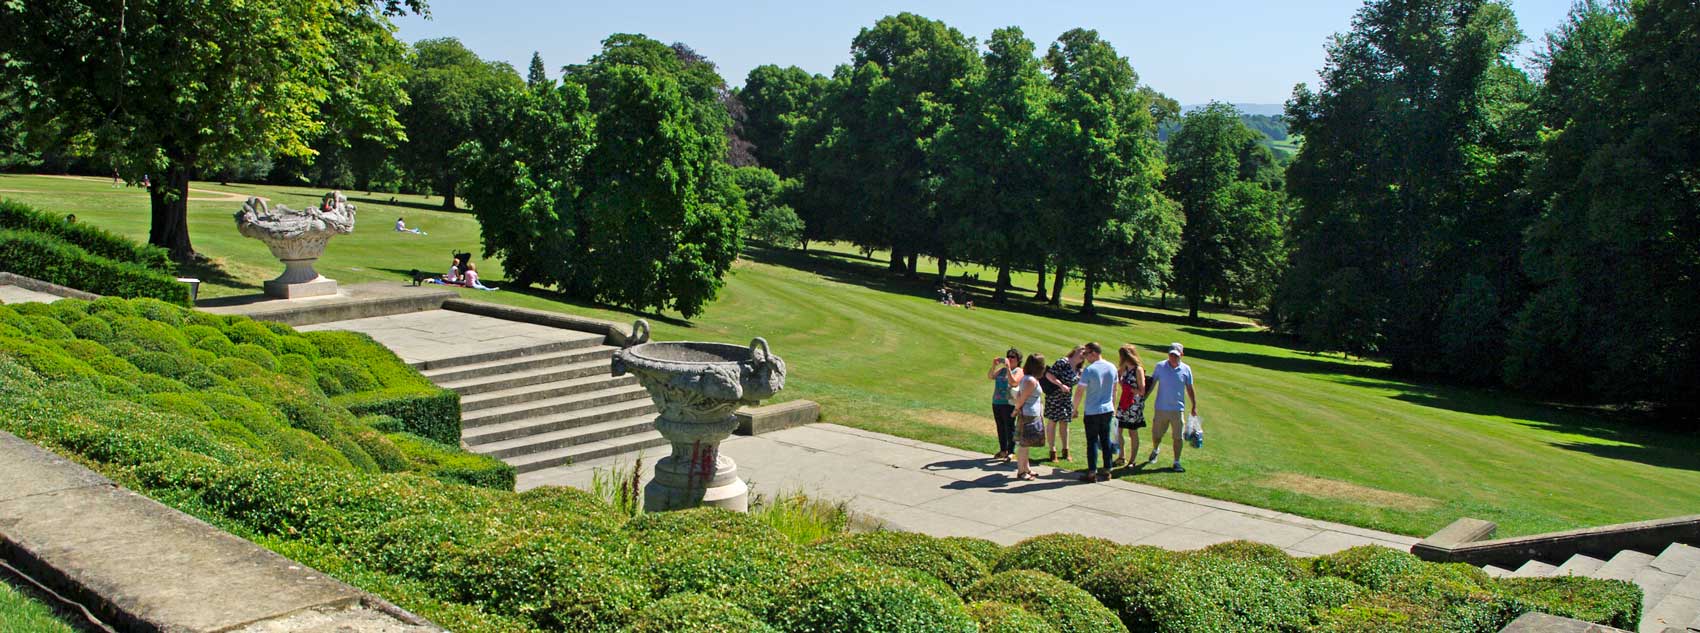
[937,27,1056,302]
[736,65,826,176]
[1276,0,1534,372]
[0,0,421,262]
[1507,0,1700,409]
[399,38,523,211]
[1042,28,1176,315]
[1166,103,1289,319]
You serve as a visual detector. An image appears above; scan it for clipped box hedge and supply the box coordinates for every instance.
[0,198,173,270]
[0,229,190,304]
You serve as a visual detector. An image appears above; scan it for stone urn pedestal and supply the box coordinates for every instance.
[612,321,786,512]
[234,192,356,299]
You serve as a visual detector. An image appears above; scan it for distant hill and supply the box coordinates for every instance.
[1182,103,1286,117]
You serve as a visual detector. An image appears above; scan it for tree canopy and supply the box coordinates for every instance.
[0,0,423,261]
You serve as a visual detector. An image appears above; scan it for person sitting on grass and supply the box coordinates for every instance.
[395,216,426,235]
[428,258,461,286]
[461,261,498,291]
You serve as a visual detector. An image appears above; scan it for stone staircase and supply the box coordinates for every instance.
[415,338,667,474]
[1484,543,1700,633]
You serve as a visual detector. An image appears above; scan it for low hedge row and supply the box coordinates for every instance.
[0,229,189,304]
[0,198,173,270]
[307,330,463,446]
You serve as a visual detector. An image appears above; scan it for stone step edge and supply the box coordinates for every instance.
[421,347,616,383]
[459,373,638,411]
[502,431,671,474]
[409,337,602,371]
[470,416,657,458]
[461,399,659,443]
[436,356,619,395]
[460,384,651,426]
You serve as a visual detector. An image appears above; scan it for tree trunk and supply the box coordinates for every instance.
[936,257,948,283]
[1049,264,1066,307]
[1035,259,1048,301]
[905,252,918,277]
[889,249,907,273]
[1160,289,1169,309]
[148,159,196,263]
[1188,280,1201,320]
[441,178,458,211]
[1081,270,1097,316]
[994,262,1012,303]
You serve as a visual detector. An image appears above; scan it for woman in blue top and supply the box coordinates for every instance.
[986,347,1023,461]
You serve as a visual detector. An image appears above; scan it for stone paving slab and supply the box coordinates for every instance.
[519,422,1419,554]
[0,432,438,632]
[0,284,63,304]
[298,309,602,365]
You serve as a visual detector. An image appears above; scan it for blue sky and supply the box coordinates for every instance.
[391,0,1573,105]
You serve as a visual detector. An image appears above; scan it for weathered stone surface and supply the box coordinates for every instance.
[231,605,440,633]
[443,297,634,346]
[0,431,439,632]
[611,323,786,512]
[234,191,355,299]
[1498,611,1629,632]
[735,399,820,435]
[199,282,453,326]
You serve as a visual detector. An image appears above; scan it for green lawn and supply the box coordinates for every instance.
[5,172,1698,538]
[0,575,81,633]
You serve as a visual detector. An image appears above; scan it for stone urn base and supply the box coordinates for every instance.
[645,446,749,512]
[263,258,338,299]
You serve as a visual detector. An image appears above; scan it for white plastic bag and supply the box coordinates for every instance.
[1183,414,1204,448]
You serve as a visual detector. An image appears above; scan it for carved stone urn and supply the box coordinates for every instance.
[611,320,786,512]
[234,191,356,299]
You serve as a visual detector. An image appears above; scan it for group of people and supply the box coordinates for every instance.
[936,283,974,308]
[988,341,1197,482]
[428,254,497,291]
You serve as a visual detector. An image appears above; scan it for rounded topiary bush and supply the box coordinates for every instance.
[110,316,190,355]
[626,592,779,633]
[515,485,619,523]
[87,296,139,318]
[646,531,807,615]
[70,316,115,343]
[964,570,1127,633]
[441,530,650,633]
[23,315,74,340]
[1198,540,1311,581]
[231,343,277,371]
[766,563,977,633]
[1081,551,1305,633]
[277,335,320,360]
[1297,575,1366,614]
[1312,593,1457,633]
[1497,575,1643,630]
[131,297,185,327]
[314,357,378,396]
[944,536,1007,569]
[967,600,1058,633]
[995,533,1128,584]
[1311,545,1423,591]
[222,320,281,354]
[625,507,788,545]
[813,531,988,592]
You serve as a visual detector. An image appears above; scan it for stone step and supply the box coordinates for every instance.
[1484,565,1513,578]
[460,373,640,412]
[499,430,671,474]
[435,354,618,395]
[1554,554,1607,577]
[462,383,650,428]
[1597,550,1657,582]
[1511,560,1558,578]
[422,346,615,384]
[1636,564,1689,629]
[1644,593,1700,633]
[408,335,602,371]
[1653,544,1700,577]
[471,416,658,459]
[1688,610,1700,631]
[462,398,657,446]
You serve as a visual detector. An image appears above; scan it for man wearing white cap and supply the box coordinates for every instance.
[1146,342,1197,472]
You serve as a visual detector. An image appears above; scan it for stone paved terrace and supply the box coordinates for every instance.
[0,283,67,304]
[522,422,1419,555]
[297,309,603,366]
